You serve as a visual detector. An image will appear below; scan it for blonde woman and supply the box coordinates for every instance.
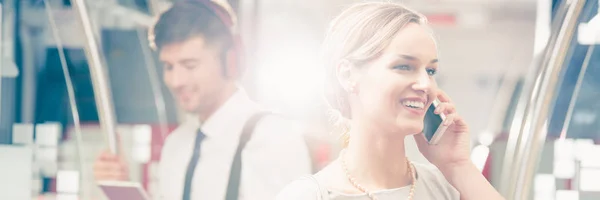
[276,2,505,200]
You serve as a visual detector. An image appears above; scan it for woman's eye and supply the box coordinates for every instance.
[393,65,412,71]
[426,68,437,76]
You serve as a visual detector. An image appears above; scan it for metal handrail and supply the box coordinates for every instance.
[500,0,587,199]
[499,2,571,194]
[499,0,572,194]
[72,0,119,154]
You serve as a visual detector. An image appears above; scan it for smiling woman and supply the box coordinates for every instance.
[276,2,505,200]
[321,3,439,144]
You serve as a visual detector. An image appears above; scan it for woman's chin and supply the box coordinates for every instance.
[389,126,423,136]
[393,119,424,134]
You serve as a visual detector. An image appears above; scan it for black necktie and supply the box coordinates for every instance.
[182,129,206,200]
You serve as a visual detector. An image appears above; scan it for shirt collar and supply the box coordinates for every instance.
[196,89,258,138]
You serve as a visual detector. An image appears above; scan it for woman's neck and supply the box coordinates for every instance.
[343,122,412,190]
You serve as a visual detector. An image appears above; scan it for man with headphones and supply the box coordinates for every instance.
[93,0,312,199]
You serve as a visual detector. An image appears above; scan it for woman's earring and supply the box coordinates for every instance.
[349,82,357,94]
[342,132,350,147]
[338,123,351,148]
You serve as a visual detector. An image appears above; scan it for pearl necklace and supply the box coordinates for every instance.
[341,149,416,200]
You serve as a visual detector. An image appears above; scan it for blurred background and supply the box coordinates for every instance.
[0,0,598,199]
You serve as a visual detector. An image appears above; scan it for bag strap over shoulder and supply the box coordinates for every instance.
[225,111,272,200]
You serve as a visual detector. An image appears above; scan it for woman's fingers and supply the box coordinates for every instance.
[434,102,456,115]
[436,89,453,103]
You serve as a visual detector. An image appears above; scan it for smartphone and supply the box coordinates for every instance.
[423,99,448,145]
[98,181,151,200]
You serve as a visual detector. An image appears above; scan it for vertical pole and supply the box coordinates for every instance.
[71,0,119,154]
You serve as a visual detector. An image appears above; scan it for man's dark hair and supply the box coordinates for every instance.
[151,1,233,53]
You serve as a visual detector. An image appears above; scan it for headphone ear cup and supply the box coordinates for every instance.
[222,45,241,79]
[231,35,244,76]
[185,0,246,79]
[190,0,243,77]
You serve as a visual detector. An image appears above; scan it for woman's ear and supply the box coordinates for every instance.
[335,59,359,93]
[335,60,353,92]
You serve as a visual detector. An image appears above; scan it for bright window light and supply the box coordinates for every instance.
[554,139,575,161]
[578,14,600,45]
[35,123,62,147]
[533,0,551,55]
[581,145,600,168]
[555,190,579,200]
[12,124,34,145]
[470,145,489,171]
[553,159,575,179]
[56,170,80,194]
[573,139,594,161]
[255,37,324,113]
[580,168,600,191]
[477,131,494,146]
[534,192,555,200]
[253,13,325,114]
[534,174,556,192]
[56,194,79,200]
[133,125,152,145]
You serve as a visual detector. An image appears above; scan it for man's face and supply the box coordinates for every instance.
[159,36,232,114]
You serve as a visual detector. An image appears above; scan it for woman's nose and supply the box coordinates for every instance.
[412,71,432,93]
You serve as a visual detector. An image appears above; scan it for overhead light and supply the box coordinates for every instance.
[572,110,596,125]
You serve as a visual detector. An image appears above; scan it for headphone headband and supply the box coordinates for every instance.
[187,0,245,77]
[149,0,245,77]
[192,0,238,35]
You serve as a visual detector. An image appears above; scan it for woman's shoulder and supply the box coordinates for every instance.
[412,162,460,199]
[275,176,323,200]
[412,162,445,179]
[276,162,344,200]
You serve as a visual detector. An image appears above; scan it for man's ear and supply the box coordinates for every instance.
[223,48,241,79]
[335,59,359,92]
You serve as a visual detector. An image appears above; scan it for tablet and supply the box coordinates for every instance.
[98,181,151,200]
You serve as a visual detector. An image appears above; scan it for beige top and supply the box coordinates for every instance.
[275,162,459,200]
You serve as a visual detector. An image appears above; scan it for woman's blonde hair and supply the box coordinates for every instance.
[322,2,428,143]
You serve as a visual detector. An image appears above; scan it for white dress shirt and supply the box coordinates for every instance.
[158,90,312,200]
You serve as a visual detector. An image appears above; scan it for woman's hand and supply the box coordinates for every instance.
[414,89,472,170]
[414,90,505,200]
